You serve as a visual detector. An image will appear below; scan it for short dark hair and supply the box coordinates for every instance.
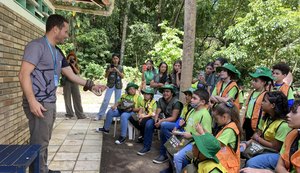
[112,53,120,58]
[46,14,68,33]
[272,62,290,75]
[215,57,228,65]
[193,89,209,104]
[206,62,214,68]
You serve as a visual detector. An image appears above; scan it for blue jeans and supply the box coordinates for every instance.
[143,119,155,150]
[174,143,193,173]
[103,108,134,137]
[103,108,120,130]
[97,86,122,118]
[120,111,135,137]
[246,153,280,169]
[160,121,176,156]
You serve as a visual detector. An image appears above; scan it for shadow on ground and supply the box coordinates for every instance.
[100,126,169,173]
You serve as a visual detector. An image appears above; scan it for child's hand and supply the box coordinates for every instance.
[182,132,192,139]
[172,127,177,134]
[196,123,205,135]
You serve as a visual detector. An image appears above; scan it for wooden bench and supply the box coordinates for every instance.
[0,144,41,173]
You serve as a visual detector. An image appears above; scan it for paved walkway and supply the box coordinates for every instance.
[48,118,104,173]
[47,87,109,172]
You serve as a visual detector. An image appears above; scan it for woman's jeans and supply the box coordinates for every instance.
[104,108,135,137]
[97,86,122,119]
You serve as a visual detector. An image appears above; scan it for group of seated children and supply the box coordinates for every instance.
[96,60,298,173]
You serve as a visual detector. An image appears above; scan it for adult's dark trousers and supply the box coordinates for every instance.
[23,100,56,173]
[129,116,152,138]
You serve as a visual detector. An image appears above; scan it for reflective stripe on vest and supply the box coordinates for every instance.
[277,83,290,96]
[216,81,240,110]
[244,90,266,131]
[121,94,139,107]
[197,160,227,173]
[216,122,240,173]
[282,129,300,172]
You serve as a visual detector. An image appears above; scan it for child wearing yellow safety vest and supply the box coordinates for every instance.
[192,133,227,173]
[129,87,157,155]
[243,91,292,170]
[240,100,300,173]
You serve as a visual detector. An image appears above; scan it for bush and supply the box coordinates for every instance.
[81,63,142,86]
[123,66,142,85]
[82,62,105,81]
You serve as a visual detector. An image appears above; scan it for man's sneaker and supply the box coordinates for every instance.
[48,170,61,173]
[153,155,168,164]
[95,127,109,134]
[115,136,126,144]
[137,148,150,156]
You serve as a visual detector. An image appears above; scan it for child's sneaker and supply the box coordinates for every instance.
[95,127,109,134]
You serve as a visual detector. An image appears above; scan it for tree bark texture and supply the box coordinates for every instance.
[179,0,197,103]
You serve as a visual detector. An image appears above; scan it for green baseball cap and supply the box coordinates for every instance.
[158,84,176,95]
[125,82,139,91]
[141,87,155,95]
[249,67,274,81]
[217,63,241,79]
[193,133,221,163]
[182,87,195,95]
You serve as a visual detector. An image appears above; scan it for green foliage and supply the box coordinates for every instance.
[148,21,183,68]
[216,0,300,82]
[76,28,111,66]
[124,22,159,66]
[82,62,105,81]
[193,0,250,72]
[81,63,142,85]
[123,66,142,85]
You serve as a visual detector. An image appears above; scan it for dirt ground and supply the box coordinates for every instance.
[100,126,169,173]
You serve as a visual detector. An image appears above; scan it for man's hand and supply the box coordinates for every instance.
[29,100,47,118]
[91,84,107,96]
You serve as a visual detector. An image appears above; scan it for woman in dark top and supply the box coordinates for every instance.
[168,60,182,98]
[150,62,169,94]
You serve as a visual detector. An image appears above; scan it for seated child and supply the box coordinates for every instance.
[183,133,227,173]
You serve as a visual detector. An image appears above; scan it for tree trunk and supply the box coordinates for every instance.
[157,0,163,33]
[173,0,184,28]
[120,2,130,65]
[179,0,197,103]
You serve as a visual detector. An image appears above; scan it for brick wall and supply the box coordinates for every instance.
[0,3,44,144]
